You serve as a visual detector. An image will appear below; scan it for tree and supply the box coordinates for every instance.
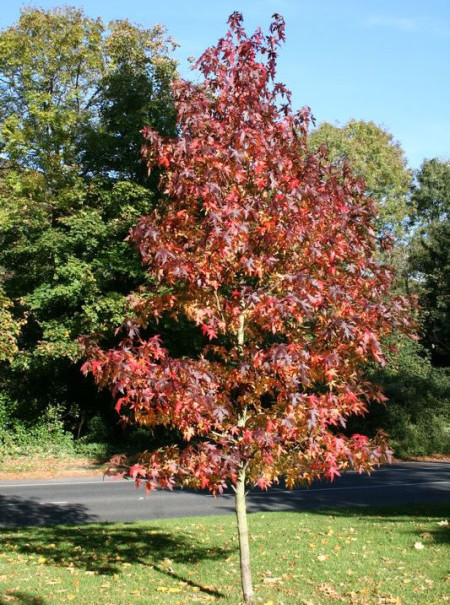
[82,13,412,603]
[0,7,177,432]
[309,120,411,237]
[79,19,177,184]
[0,7,103,188]
[0,7,177,186]
[407,159,450,365]
[410,158,450,225]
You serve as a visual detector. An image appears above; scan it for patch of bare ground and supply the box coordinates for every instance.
[0,455,106,480]
[395,454,450,463]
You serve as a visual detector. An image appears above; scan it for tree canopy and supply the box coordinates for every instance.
[0,6,177,427]
[407,159,450,365]
[83,13,413,603]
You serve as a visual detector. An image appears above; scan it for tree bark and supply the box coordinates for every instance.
[235,311,254,602]
[235,467,255,604]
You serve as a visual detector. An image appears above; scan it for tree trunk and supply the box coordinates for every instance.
[235,468,255,604]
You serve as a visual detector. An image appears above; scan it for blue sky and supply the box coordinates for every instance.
[1,0,449,169]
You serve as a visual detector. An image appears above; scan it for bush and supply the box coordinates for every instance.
[0,396,75,458]
[354,337,450,457]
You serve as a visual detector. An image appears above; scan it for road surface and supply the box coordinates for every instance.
[0,461,449,527]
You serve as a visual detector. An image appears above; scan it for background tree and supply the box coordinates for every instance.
[310,124,449,456]
[0,7,177,439]
[79,19,177,184]
[410,158,450,225]
[407,158,450,365]
[309,120,411,237]
[83,13,412,603]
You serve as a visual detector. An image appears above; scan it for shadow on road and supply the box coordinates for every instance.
[239,466,450,514]
[0,494,94,527]
[0,521,233,597]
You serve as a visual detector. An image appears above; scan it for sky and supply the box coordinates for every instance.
[1,0,449,170]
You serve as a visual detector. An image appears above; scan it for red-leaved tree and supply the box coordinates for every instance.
[82,13,412,603]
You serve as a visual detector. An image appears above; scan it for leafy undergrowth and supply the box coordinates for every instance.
[0,503,449,604]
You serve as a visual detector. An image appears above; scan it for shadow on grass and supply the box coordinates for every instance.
[0,521,234,597]
[304,501,450,545]
[0,592,46,605]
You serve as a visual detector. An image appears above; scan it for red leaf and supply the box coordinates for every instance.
[201,324,218,341]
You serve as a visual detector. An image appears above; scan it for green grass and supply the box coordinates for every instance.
[0,502,449,605]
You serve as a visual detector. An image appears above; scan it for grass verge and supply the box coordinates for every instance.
[0,502,449,605]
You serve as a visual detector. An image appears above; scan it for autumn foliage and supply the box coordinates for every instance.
[82,13,412,495]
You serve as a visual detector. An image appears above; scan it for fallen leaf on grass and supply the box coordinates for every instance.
[378,596,402,604]
[317,554,329,562]
[317,583,343,600]
[161,557,173,568]
[263,576,283,584]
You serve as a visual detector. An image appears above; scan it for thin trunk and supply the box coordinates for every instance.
[235,467,254,604]
[235,311,254,602]
[237,312,245,350]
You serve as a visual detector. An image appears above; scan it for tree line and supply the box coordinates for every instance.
[0,6,448,459]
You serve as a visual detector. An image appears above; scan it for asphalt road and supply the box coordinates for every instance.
[0,462,449,527]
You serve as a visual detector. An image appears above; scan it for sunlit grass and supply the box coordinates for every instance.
[0,502,449,604]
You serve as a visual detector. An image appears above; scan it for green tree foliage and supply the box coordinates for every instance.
[0,283,23,363]
[349,336,450,456]
[80,19,177,183]
[309,125,449,454]
[410,158,450,225]
[0,7,176,184]
[0,7,177,431]
[309,120,411,237]
[0,7,102,194]
[407,159,450,365]
[359,158,450,455]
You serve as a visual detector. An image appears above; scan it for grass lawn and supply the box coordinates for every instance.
[0,502,449,605]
